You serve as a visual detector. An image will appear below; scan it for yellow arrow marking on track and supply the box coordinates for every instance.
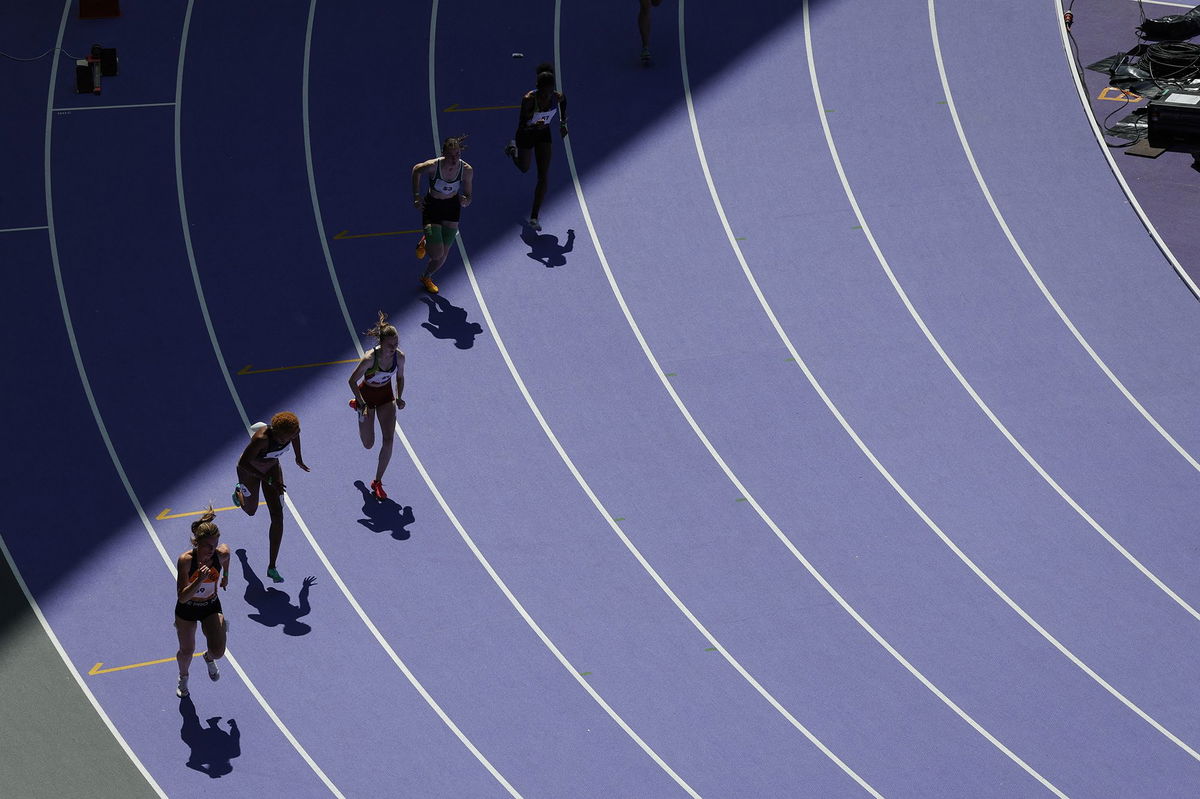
[158,503,264,520]
[237,357,360,376]
[442,102,520,113]
[1098,86,1142,102]
[90,653,204,676]
[333,228,423,240]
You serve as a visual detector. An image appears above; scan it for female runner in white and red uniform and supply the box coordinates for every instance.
[348,311,406,501]
[174,508,230,698]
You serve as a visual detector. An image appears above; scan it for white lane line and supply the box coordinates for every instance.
[930,0,1200,620]
[43,1,334,796]
[300,3,520,795]
[1131,0,1195,8]
[409,2,697,795]
[1,225,48,233]
[800,0,1200,766]
[0,535,166,799]
[53,102,176,112]
[582,0,1062,794]
[1060,0,1200,297]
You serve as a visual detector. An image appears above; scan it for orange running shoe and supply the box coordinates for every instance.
[415,235,427,259]
[370,479,387,501]
[420,275,439,294]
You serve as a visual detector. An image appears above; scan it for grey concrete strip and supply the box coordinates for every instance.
[0,555,157,799]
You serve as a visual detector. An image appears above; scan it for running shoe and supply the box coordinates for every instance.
[204,654,220,682]
[232,483,249,508]
[526,217,541,232]
[420,274,439,294]
[415,235,427,259]
[504,140,517,161]
[267,567,283,583]
[176,675,189,698]
[640,47,652,65]
[370,479,387,501]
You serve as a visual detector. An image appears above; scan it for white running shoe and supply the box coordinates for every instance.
[176,675,189,698]
[527,217,541,231]
[204,654,220,682]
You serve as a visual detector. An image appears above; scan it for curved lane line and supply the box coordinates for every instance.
[298,3,521,795]
[408,2,700,795]
[0,536,166,799]
[571,0,1066,793]
[42,0,338,795]
[926,0,1200,626]
[796,0,1200,764]
[36,13,166,796]
[1053,0,1200,298]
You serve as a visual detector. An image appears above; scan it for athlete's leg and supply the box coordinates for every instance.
[236,466,262,515]
[427,223,458,277]
[515,145,533,174]
[200,611,227,662]
[175,616,197,695]
[531,140,553,220]
[263,480,285,577]
[175,617,197,675]
[374,399,397,483]
[358,405,376,449]
[639,0,653,48]
[423,223,446,275]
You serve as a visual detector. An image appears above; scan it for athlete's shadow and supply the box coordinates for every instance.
[352,480,415,540]
[179,695,240,778]
[420,295,484,349]
[235,549,315,636]
[522,226,574,268]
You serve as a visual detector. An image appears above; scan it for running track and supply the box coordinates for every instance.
[4,1,1200,796]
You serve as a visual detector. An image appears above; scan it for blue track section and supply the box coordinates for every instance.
[6,1,1200,796]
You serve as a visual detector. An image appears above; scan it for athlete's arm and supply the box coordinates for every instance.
[176,552,206,603]
[218,544,231,590]
[411,159,433,207]
[459,163,473,207]
[348,353,372,414]
[395,352,406,410]
[292,434,310,472]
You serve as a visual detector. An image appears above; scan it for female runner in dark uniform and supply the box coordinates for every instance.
[233,412,310,583]
[411,136,474,294]
[505,66,568,232]
[174,508,230,698]
[348,311,406,501]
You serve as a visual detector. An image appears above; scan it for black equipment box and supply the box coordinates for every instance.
[1147,89,1200,150]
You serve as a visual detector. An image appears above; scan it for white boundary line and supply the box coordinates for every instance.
[414,2,699,795]
[1058,0,1200,297]
[797,0,1200,765]
[41,0,336,795]
[1133,0,1194,8]
[1,225,48,233]
[574,0,1064,793]
[0,537,166,799]
[929,0,1200,620]
[53,102,176,112]
[298,3,520,795]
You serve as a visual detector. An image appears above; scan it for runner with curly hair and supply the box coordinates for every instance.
[233,412,310,583]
